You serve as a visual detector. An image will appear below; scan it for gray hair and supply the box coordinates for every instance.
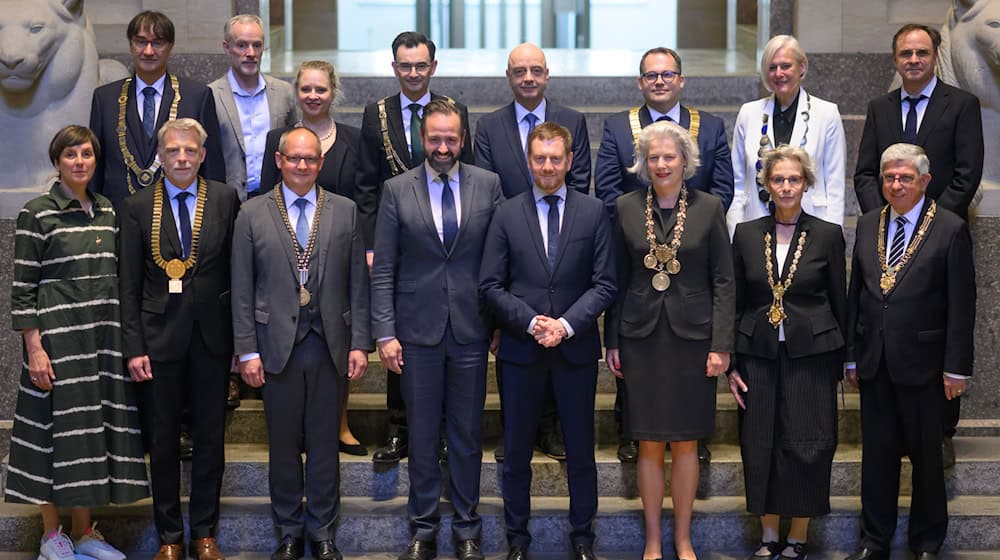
[880,143,930,176]
[224,14,264,42]
[157,118,207,148]
[757,145,816,190]
[760,34,808,92]
[627,121,700,182]
[277,126,322,156]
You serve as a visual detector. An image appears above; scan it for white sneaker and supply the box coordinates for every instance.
[38,527,78,560]
[73,523,125,560]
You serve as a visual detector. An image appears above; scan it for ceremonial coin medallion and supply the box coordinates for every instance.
[300,287,312,307]
[652,272,670,292]
[165,258,186,280]
[643,253,659,270]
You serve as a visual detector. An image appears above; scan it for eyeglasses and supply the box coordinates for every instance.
[281,153,321,166]
[395,62,432,74]
[131,38,170,51]
[641,70,680,83]
[768,175,803,187]
[882,174,917,186]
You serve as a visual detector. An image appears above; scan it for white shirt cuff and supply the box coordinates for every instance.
[239,352,260,363]
[558,317,575,339]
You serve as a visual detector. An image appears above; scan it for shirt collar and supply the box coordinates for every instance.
[400,91,432,110]
[533,184,567,203]
[135,73,166,96]
[281,182,318,209]
[164,177,199,200]
[514,99,546,123]
[227,68,266,97]
[646,103,681,124]
[902,76,937,100]
[424,161,460,183]
[890,195,926,224]
[49,182,97,210]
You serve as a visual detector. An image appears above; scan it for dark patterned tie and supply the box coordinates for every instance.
[903,95,926,144]
[409,103,424,163]
[176,191,192,258]
[440,173,458,251]
[142,86,157,138]
[656,115,673,122]
[544,195,560,267]
[888,216,907,267]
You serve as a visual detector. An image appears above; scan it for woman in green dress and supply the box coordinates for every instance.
[7,126,148,560]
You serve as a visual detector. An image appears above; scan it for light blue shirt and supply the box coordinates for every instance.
[886,195,925,266]
[135,73,166,127]
[527,184,575,338]
[282,182,318,234]
[900,76,936,133]
[163,177,198,249]
[227,69,271,194]
[423,161,462,244]
[514,99,546,151]
[647,103,681,124]
[400,91,431,155]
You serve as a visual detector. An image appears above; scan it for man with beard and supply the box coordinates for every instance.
[372,99,503,560]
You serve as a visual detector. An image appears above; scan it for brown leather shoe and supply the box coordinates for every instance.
[189,537,225,560]
[154,544,183,560]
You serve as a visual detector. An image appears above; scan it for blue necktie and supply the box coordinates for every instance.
[142,86,157,138]
[294,198,310,249]
[544,195,560,267]
[176,191,192,258]
[440,173,458,251]
[656,115,673,122]
[888,216,907,267]
[409,103,424,163]
[903,95,926,144]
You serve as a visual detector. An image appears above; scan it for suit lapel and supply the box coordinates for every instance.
[217,80,246,152]
[313,189,335,292]
[159,185,184,259]
[779,216,811,280]
[151,78,176,158]
[385,95,412,169]
[886,90,905,142]
[452,164,476,253]
[788,88,808,148]
[639,105,653,128]
[887,199,933,294]
[502,103,533,189]
[551,191,579,275]
[410,167,442,251]
[678,105,690,129]
[916,85,950,146]
[125,79,154,166]
[264,75,288,129]
[521,194,550,272]
[267,191,301,278]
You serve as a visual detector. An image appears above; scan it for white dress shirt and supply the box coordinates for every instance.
[514,99,546,151]
[135,73,166,126]
[647,103,681,124]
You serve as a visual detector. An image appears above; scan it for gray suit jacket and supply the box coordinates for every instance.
[210,73,297,201]
[371,162,504,346]
[231,187,373,375]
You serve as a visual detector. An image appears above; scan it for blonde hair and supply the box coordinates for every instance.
[760,35,808,92]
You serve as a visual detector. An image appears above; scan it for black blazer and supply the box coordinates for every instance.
[595,105,734,218]
[118,179,240,362]
[604,188,734,351]
[259,122,361,200]
[356,92,475,247]
[473,99,591,198]
[89,74,226,207]
[479,189,617,366]
[732,213,846,361]
[854,82,983,220]
[846,199,976,385]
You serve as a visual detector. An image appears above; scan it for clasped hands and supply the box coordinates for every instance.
[532,315,567,348]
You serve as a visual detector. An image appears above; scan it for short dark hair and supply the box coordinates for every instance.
[639,47,682,75]
[892,23,941,55]
[527,122,573,157]
[392,31,436,61]
[127,10,175,44]
[49,125,101,166]
[419,99,464,136]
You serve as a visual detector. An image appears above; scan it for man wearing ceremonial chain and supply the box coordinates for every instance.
[118,118,240,560]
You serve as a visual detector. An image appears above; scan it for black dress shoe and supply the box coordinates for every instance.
[913,553,938,560]
[455,540,484,560]
[843,546,888,560]
[339,440,368,456]
[778,542,807,560]
[749,540,781,559]
[617,439,638,463]
[311,540,342,560]
[494,439,504,462]
[942,437,956,470]
[572,543,596,560]
[506,546,527,560]
[179,431,194,461]
[697,439,711,463]
[398,539,436,560]
[539,431,567,461]
[271,536,305,560]
[373,436,408,464]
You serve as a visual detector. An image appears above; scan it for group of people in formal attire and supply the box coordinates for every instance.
[5,8,981,560]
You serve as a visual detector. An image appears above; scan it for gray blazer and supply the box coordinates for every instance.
[231,188,373,375]
[210,73,297,200]
[371,162,504,346]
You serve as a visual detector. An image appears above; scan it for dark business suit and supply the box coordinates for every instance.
[260,123,362,201]
[595,104,734,218]
[474,100,591,197]
[231,188,372,541]
[372,162,503,542]
[846,199,975,554]
[479,188,616,550]
[732,213,845,516]
[90,75,226,207]
[118,179,239,545]
[357,91,474,441]
[854,82,983,220]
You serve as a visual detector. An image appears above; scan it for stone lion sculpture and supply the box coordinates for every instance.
[0,0,126,195]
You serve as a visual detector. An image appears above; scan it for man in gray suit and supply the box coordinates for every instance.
[232,127,372,560]
[372,99,503,560]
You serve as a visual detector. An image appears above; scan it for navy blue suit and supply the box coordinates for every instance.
[474,100,591,198]
[595,104,733,218]
[479,189,616,550]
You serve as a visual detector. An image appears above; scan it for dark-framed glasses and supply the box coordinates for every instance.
[641,70,680,83]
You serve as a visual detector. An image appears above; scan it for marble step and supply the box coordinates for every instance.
[0,495,997,554]
[198,438,1000,499]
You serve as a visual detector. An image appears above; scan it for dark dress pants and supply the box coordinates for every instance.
[387,366,408,438]
[260,332,344,541]
[400,323,489,542]
[496,360,561,442]
[501,350,598,549]
[942,394,960,438]
[859,360,948,554]
[145,322,228,544]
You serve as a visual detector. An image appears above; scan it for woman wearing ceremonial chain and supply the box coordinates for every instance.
[729,146,847,560]
[604,121,734,560]
[727,34,847,237]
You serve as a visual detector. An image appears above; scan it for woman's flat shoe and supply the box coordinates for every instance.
[749,541,781,560]
[339,440,368,456]
[779,542,808,560]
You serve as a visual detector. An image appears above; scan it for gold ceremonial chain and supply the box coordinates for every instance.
[764,230,807,328]
[877,201,936,294]
[274,185,325,306]
[377,97,407,176]
[628,106,701,144]
[643,185,688,292]
[150,177,207,280]
[118,75,181,194]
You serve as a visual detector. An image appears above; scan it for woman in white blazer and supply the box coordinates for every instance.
[727,35,846,237]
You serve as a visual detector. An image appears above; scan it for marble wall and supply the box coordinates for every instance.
[797,0,952,53]
[88,0,232,54]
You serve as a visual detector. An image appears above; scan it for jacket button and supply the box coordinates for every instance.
[883,304,888,309]
[549,288,555,294]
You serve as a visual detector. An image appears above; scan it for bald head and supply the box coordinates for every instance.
[506,42,549,110]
